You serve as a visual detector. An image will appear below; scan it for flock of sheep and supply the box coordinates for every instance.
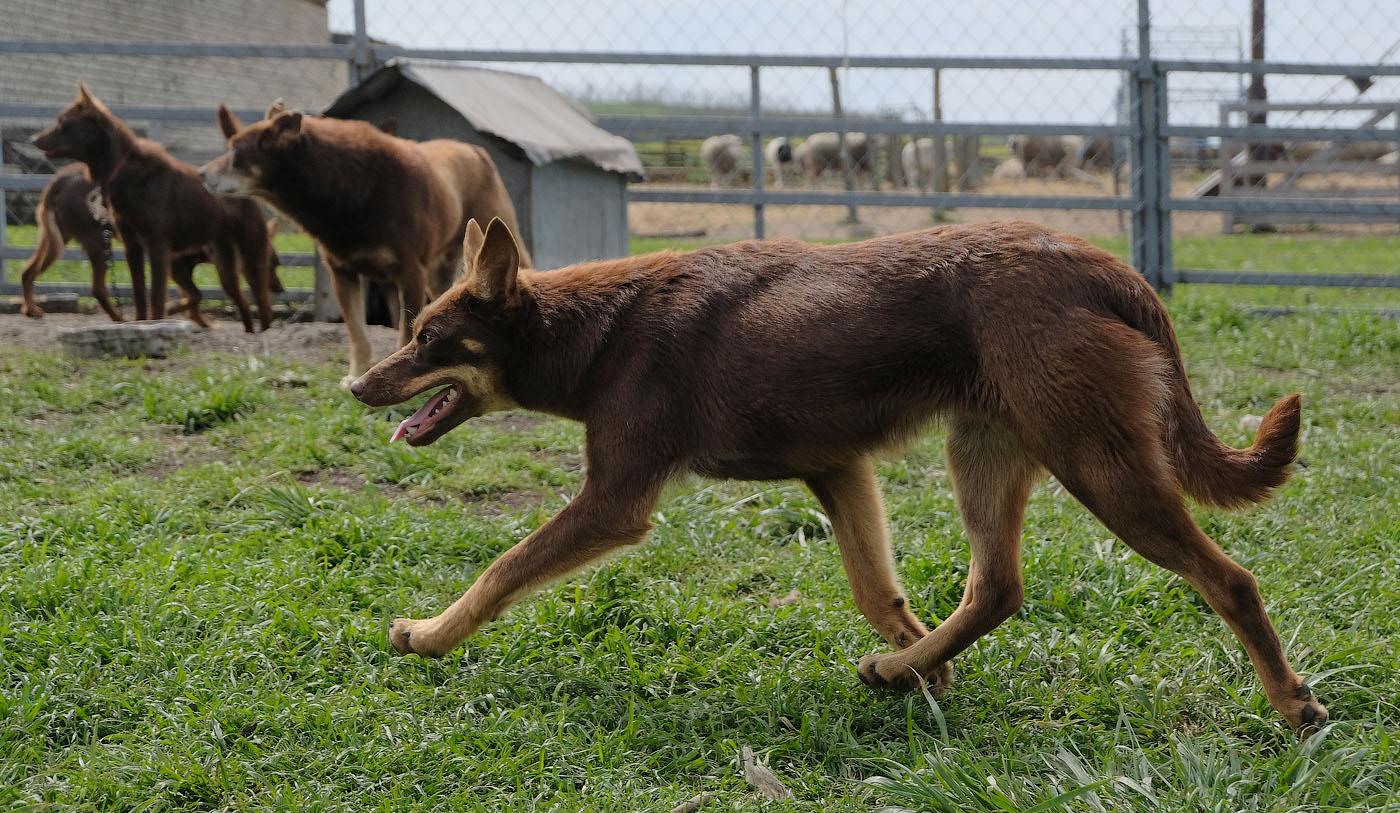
[697,132,1122,190]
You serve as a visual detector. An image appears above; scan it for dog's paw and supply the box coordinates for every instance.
[19,304,44,319]
[857,653,953,697]
[1283,683,1330,735]
[389,618,448,658]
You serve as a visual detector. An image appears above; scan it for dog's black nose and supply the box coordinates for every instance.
[349,377,366,398]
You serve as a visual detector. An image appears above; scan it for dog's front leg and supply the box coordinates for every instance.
[395,268,428,348]
[390,474,662,658]
[147,243,172,325]
[120,226,148,321]
[328,260,372,387]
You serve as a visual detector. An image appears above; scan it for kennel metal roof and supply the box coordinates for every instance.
[325,60,643,177]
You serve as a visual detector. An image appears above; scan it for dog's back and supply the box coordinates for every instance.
[529,222,1139,474]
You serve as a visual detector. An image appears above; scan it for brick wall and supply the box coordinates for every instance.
[0,0,348,159]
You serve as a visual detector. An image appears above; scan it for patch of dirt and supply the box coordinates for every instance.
[139,429,222,478]
[460,488,548,516]
[296,467,546,516]
[0,311,400,368]
[297,467,371,492]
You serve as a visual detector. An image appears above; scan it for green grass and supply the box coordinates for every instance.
[2,272,1399,810]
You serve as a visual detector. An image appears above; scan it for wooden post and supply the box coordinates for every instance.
[931,69,950,219]
[312,251,341,322]
[829,67,859,224]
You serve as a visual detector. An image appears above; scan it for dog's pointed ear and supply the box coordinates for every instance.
[217,104,243,139]
[463,219,485,262]
[466,218,520,303]
[264,99,287,120]
[259,111,304,151]
[270,111,302,137]
[76,81,94,107]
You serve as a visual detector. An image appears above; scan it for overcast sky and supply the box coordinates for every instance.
[325,1,1400,126]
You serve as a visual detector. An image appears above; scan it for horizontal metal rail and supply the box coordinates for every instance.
[1155,59,1400,77]
[1164,124,1400,142]
[0,245,319,267]
[628,188,1134,210]
[1221,101,1400,112]
[1175,269,1400,288]
[598,115,1132,139]
[0,280,314,301]
[1165,198,1400,216]
[0,40,352,59]
[371,47,1136,71]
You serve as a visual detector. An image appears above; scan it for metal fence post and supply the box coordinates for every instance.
[1130,0,1168,291]
[351,0,371,84]
[750,65,765,239]
[0,121,8,293]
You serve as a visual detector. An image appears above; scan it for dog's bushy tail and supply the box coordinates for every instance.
[1116,283,1301,510]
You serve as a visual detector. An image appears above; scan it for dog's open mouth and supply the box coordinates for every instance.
[390,385,463,446]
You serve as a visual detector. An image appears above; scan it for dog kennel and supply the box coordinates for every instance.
[324,60,643,270]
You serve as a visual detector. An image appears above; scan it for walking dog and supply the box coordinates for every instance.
[18,164,286,325]
[349,218,1327,732]
[201,104,529,385]
[31,84,279,332]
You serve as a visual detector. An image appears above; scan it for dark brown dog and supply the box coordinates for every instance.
[17,164,121,320]
[350,218,1327,732]
[31,83,278,332]
[18,164,286,325]
[201,105,529,385]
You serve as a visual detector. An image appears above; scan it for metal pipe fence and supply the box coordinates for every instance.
[3,0,1398,310]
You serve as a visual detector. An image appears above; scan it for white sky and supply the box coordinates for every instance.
[326,1,1400,126]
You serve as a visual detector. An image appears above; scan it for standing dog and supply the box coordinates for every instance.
[31,84,279,332]
[351,218,1327,733]
[201,105,529,386]
[18,162,285,323]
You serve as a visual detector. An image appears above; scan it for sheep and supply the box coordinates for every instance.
[901,138,934,189]
[794,132,874,187]
[764,137,795,188]
[700,134,744,188]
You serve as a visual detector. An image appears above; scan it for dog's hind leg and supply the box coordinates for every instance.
[388,449,665,659]
[856,415,1040,695]
[79,231,122,322]
[1043,433,1326,731]
[237,225,275,331]
[169,255,208,327]
[212,241,253,332]
[19,203,63,318]
[807,457,929,652]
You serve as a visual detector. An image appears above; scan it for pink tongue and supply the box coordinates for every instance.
[389,388,451,443]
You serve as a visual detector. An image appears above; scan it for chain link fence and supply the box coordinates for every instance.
[2,0,1398,310]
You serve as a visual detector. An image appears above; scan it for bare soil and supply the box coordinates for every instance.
[0,311,401,367]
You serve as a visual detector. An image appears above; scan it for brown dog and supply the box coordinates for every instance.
[349,218,1327,732]
[31,84,279,332]
[19,164,286,325]
[200,104,529,385]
